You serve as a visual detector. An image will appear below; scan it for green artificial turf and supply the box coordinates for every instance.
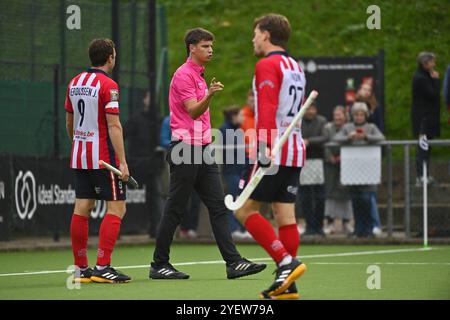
[0,244,449,300]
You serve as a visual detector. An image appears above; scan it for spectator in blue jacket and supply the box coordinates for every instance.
[219,106,252,240]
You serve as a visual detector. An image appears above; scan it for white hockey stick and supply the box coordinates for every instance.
[224,90,319,211]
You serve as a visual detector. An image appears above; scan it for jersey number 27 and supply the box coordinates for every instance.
[287,85,303,117]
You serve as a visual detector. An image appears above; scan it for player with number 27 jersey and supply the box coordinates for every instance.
[65,68,120,169]
[253,51,306,167]
[235,15,308,300]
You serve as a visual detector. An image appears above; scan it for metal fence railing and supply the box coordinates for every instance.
[295,140,450,240]
[211,139,450,242]
[380,140,450,239]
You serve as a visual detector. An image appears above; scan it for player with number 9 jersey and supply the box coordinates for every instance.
[65,67,121,169]
[65,38,131,285]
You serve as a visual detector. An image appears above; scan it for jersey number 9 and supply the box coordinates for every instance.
[78,99,85,127]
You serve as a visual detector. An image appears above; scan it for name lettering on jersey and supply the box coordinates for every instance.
[291,73,303,82]
[110,89,119,101]
[70,87,97,98]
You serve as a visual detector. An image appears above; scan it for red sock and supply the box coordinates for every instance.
[70,214,89,268]
[244,213,289,264]
[279,224,299,258]
[97,214,122,266]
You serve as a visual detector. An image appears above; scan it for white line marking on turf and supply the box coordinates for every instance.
[0,247,437,278]
[310,262,450,266]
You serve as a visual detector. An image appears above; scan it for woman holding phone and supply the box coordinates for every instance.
[333,102,385,238]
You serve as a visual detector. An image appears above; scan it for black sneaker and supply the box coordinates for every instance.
[263,259,306,297]
[149,262,190,279]
[226,258,267,279]
[260,282,299,300]
[91,266,131,283]
[73,267,93,284]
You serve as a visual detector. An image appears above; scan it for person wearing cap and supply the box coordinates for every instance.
[412,52,441,184]
[333,102,385,238]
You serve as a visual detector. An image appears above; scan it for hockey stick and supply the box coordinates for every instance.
[99,160,139,189]
[224,90,319,211]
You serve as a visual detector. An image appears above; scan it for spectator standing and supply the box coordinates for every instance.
[412,52,441,184]
[353,82,383,235]
[323,106,354,235]
[124,91,159,156]
[219,106,251,240]
[124,91,162,238]
[159,115,171,149]
[355,80,384,132]
[295,103,327,236]
[240,89,256,161]
[334,102,385,238]
[443,64,450,123]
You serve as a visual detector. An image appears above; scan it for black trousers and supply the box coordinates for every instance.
[153,142,242,266]
[180,190,201,231]
[416,145,432,178]
[295,185,325,234]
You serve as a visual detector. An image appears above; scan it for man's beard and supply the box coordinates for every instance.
[254,48,264,57]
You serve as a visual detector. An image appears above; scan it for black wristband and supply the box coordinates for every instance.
[257,143,272,168]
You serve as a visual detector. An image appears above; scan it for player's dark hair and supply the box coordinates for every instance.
[222,105,241,121]
[88,38,115,67]
[184,28,214,57]
[254,14,291,49]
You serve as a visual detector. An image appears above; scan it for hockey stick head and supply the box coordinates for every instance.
[127,176,139,189]
[224,194,240,211]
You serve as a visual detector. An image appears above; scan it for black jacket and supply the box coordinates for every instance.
[301,115,327,159]
[124,111,159,157]
[411,68,441,138]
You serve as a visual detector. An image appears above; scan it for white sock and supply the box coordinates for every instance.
[96,265,107,270]
[278,255,293,267]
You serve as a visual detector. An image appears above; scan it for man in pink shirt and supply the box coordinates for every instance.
[150,28,266,280]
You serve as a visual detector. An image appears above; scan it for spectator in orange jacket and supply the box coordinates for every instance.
[240,89,256,161]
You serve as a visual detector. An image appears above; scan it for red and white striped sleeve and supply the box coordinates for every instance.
[64,82,73,113]
[101,79,120,115]
[254,59,281,147]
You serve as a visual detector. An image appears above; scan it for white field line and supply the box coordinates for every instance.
[0,247,438,278]
[310,262,450,266]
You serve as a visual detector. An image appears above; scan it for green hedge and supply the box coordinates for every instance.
[160,0,450,140]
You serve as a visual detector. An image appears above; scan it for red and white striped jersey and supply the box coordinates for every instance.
[65,68,120,169]
[253,51,306,167]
